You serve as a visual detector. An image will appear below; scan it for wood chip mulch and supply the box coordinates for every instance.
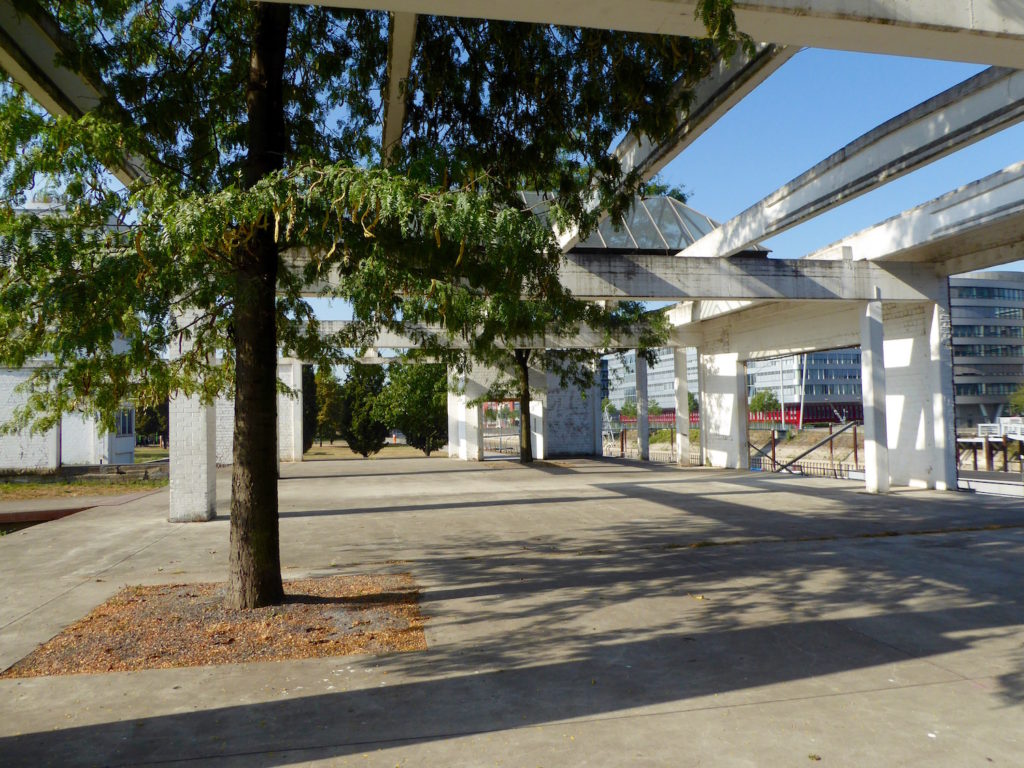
[1,573,427,678]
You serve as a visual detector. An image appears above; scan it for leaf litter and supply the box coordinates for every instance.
[1,573,426,678]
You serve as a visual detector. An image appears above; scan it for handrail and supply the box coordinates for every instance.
[774,421,860,474]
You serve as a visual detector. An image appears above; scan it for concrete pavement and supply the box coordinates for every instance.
[2,457,1023,766]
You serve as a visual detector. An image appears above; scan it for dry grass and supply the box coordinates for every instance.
[303,443,437,461]
[1,573,427,678]
[0,478,167,501]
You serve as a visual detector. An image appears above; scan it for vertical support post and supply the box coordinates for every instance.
[984,438,993,472]
[673,347,690,466]
[636,352,649,461]
[860,299,889,493]
[1002,436,1008,472]
[696,348,707,467]
[276,359,303,463]
[168,310,217,522]
[771,430,777,471]
[853,424,859,468]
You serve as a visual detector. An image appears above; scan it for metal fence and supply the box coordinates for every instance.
[749,455,863,479]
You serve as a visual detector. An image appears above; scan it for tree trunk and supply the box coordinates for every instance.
[227,2,290,610]
[514,349,533,463]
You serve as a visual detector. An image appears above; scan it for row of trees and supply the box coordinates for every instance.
[315,363,448,458]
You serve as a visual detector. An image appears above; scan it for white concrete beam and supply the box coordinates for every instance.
[382,12,417,162]
[278,1,1024,67]
[561,253,944,302]
[681,67,1024,259]
[0,2,146,185]
[805,161,1024,275]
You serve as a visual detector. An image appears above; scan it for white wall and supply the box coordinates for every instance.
[0,368,57,470]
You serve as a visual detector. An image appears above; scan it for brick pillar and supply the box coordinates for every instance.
[674,347,690,466]
[169,393,217,522]
[277,359,303,462]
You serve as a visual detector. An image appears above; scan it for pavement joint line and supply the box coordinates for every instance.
[0,523,181,634]
[839,621,973,685]
[105,675,986,767]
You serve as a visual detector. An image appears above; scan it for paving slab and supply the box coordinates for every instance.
[1,457,1023,767]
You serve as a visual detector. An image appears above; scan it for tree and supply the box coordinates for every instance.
[1009,384,1024,416]
[0,1,743,604]
[602,398,618,419]
[315,366,345,446]
[338,365,388,458]
[376,362,448,456]
[620,401,638,419]
[749,390,781,414]
[648,402,663,417]
[301,364,317,454]
[688,391,699,415]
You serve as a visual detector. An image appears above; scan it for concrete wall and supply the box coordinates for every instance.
[541,372,601,458]
[0,368,57,470]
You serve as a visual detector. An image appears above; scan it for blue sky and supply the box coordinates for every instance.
[662,48,1024,269]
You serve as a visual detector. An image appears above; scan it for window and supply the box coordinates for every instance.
[115,408,134,437]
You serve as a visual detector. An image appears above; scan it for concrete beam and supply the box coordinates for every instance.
[382,12,417,162]
[805,161,1024,275]
[681,67,1024,259]
[0,2,145,186]
[315,320,673,350]
[561,253,943,302]
[279,1,1024,67]
[557,44,795,251]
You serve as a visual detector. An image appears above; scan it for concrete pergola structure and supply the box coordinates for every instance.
[4,1,1024,520]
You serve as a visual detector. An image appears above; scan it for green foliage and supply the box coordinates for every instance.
[314,365,344,444]
[301,364,316,454]
[602,397,618,418]
[338,365,388,458]
[648,401,663,417]
[688,391,699,415]
[620,400,638,419]
[749,390,781,414]
[649,428,673,444]
[375,362,448,456]
[1009,384,1024,416]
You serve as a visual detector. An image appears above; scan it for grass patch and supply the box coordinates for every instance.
[134,446,169,463]
[0,477,168,501]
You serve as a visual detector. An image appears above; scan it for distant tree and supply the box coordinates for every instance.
[498,404,512,424]
[1009,384,1024,416]
[602,398,618,419]
[641,177,688,203]
[301,365,316,454]
[648,402,663,417]
[749,390,781,414]
[688,391,699,415]
[137,400,169,446]
[376,363,448,456]
[620,400,638,419]
[339,365,388,458]
[314,366,344,446]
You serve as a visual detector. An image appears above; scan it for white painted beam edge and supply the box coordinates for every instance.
[381,12,417,162]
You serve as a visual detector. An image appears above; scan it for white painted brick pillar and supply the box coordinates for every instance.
[927,300,958,490]
[860,300,890,493]
[277,359,304,463]
[696,348,707,466]
[446,372,484,461]
[636,353,649,461]
[673,347,690,466]
[698,351,748,469]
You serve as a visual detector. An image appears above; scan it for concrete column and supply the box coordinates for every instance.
[698,351,748,469]
[673,347,690,466]
[168,310,217,522]
[860,300,890,493]
[927,300,957,490]
[169,392,217,522]
[636,353,649,461]
[277,359,304,462]
[696,348,707,467]
[447,373,484,461]
[529,398,546,460]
